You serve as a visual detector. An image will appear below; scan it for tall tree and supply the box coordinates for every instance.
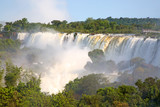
[0,24,3,32]
[5,62,22,87]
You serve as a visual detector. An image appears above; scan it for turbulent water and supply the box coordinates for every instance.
[16,32,160,94]
[18,32,160,66]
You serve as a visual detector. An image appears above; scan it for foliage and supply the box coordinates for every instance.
[16,78,51,107]
[96,85,145,106]
[135,78,160,106]
[0,61,160,106]
[5,62,22,87]
[0,24,3,32]
[0,62,4,87]
[65,74,108,99]
[0,39,20,52]
[1,17,160,35]
[0,87,22,107]
[51,91,77,107]
[0,39,21,62]
[78,94,103,107]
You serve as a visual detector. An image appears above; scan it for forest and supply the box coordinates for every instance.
[0,17,160,34]
[0,39,160,106]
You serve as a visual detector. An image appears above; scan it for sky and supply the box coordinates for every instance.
[0,0,160,23]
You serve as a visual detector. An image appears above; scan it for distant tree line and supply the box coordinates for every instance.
[1,17,160,34]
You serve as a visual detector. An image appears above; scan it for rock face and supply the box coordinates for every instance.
[84,49,117,73]
[84,49,160,85]
[88,49,105,63]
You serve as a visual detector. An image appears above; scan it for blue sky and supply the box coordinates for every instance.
[0,0,160,23]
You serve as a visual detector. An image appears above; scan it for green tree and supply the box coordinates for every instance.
[85,17,94,23]
[26,77,41,92]
[0,66,4,87]
[78,94,103,107]
[5,62,22,87]
[51,91,76,107]
[3,24,12,32]
[65,74,108,98]
[0,24,3,32]
[0,87,22,107]
[97,87,120,104]
[135,77,160,106]
[51,20,62,27]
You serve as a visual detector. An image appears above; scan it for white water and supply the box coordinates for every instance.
[17,32,160,94]
[17,32,90,94]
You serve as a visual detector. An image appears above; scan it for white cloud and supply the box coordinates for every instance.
[16,0,70,23]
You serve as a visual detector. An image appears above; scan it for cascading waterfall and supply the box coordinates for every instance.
[17,32,160,66]
[16,32,90,94]
[16,32,160,94]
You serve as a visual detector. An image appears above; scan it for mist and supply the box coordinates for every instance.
[13,32,90,94]
[3,0,69,23]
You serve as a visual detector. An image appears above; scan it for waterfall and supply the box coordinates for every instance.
[17,32,90,94]
[17,32,160,67]
[16,32,160,94]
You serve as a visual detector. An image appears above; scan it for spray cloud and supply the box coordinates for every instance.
[14,32,90,94]
[13,0,69,22]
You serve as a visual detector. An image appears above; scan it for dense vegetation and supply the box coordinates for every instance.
[1,17,160,35]
[1,66,160,106]
[0,39,20,61]
[0,39,20,52]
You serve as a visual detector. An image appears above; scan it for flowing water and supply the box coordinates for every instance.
[17,32,160,66]
[16,32,160,94]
